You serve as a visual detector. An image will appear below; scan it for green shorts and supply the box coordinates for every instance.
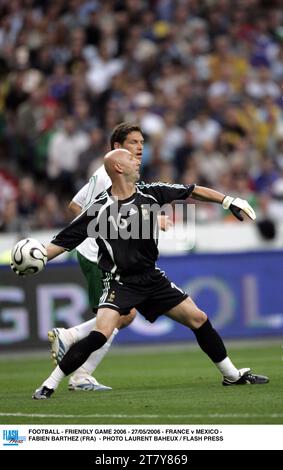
[77,251,103,312]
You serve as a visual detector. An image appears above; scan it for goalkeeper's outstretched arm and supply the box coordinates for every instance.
[191,185,256,221]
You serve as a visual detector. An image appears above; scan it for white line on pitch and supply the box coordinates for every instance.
[0,412,283,419]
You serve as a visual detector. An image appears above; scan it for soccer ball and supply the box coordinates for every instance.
[10,238,47,276]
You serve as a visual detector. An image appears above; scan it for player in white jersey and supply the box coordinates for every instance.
[48,122,170,391]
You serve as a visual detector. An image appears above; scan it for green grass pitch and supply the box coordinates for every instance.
[0,341,282,425]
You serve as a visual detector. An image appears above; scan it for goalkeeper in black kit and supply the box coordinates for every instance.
[32,148,269,399]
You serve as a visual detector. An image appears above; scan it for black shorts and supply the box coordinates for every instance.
[98,268,188,323]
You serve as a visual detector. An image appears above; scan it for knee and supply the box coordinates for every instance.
[118,309,136,329]
[191,309,207,329]
[96,308,120,338]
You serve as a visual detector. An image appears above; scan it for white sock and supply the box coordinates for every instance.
[69,318,97,342]
[72,328,119,378]
[215,357,240,381]
[43,366,66,390]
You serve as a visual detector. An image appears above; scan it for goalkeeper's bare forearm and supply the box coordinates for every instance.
[191,185,225,204]
[46,243,66,260]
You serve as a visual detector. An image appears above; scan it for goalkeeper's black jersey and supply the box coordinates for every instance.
[52,182,195,278]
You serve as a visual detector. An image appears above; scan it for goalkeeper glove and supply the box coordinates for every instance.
[222,196,256,221]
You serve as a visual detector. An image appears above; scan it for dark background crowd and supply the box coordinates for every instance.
[1,0,283,233]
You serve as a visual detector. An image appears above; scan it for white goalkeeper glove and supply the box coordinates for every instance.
[222,196,256,221]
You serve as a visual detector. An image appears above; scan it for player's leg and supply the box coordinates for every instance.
[61,307,120,377]
[69,254,119,390]
[48,319,96,364]
[48,252,134,391]
[48,252,103,362]
[33,278,144,399]
[165,297,269,385]
[33,308,120,399]
[72,309,136,373]
[68,309,136,391]
[72,250,136,385]
[49,308,136,363]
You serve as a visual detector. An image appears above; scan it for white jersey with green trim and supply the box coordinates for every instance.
[72,165,111,262]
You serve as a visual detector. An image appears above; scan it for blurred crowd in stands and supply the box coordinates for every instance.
[1,0,283,233]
